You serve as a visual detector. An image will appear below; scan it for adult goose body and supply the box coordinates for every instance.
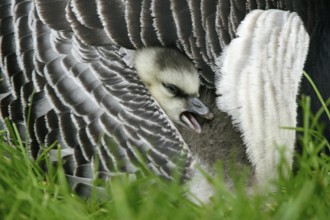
[0,0,329,202]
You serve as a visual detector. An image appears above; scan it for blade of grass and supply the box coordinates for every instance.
[303,71,330,121]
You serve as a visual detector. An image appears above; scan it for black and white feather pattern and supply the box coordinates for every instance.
[0,0,328,199]
[1,0,195,194]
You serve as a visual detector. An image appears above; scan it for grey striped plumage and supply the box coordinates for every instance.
[0,0,327,200]
[1,0,193,195]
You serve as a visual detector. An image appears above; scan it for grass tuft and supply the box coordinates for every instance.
[0,73,329,219]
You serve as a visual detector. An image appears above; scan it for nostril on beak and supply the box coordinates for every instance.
[192,98,204,108]
[194,103,202,108]
[188,96,212,117]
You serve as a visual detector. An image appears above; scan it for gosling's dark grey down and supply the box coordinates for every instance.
[0,0,329,201]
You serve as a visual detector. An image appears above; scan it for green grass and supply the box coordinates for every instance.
[0,91,330,219]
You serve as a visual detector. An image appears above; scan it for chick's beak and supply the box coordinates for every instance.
[187,97,214,119]
[179,97,213,134]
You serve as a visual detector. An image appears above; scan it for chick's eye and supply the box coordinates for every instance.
[162,83,178,95]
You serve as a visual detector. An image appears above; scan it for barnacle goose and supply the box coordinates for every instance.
[0,0,328,203]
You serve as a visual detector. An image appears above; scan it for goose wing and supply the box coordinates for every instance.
[215,9,309,185]
[1,0,327,197]
[0,0,193,196]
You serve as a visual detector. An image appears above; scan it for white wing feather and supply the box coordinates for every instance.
[215,9,309,185]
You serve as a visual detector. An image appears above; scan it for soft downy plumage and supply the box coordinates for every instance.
[135,47,213,134]
[215,9,309,186]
